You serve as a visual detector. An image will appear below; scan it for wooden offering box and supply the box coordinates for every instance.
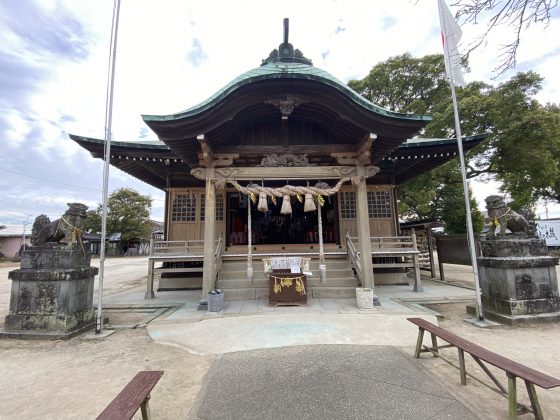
[268,271,307,305]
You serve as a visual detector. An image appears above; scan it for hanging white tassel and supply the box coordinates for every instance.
[304,193,316,212]
[257,192,268,212]
[280,194,292,214]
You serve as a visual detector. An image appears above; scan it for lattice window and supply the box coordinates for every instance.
[368,191,392,218]
[200,193,224,221]
[216,193,224,221]
[340,191,356,219]
[171,193,196,222]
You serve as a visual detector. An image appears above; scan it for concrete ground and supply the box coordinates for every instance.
[0,256,559,419]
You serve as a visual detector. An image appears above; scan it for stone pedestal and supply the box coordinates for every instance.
[2,243,98,339]
[475,236,560,324]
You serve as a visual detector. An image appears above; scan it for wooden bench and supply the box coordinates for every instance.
[97,371,164,420]
[407,317,560,419]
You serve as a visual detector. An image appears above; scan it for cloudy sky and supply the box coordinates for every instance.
[1,0,559,229]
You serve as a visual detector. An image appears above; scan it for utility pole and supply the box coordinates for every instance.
[22,215,32,252]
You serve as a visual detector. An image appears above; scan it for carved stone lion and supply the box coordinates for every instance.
[485,195,530,236]
[32,203,88,246]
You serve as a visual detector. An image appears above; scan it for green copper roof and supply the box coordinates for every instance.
[142,61,431,123]
[70,135,170,150]
[399,133,488,149]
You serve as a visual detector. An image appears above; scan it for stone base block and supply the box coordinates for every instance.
[467,305,560,325]
[5,307,96,332]
[482,295,559,315]
[20,244,93,269]
[0,318,96,340]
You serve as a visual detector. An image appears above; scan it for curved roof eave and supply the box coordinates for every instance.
[69,134,170,151]
[142,63,432,124]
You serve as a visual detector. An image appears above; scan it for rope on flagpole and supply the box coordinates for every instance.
[96,0,121,335]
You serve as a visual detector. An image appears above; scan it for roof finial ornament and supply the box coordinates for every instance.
[261,18,312,66]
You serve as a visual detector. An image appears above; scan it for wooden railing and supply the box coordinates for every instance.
[346,232,423,292]
[145,238,220,299]
[346,232,363,286]
[214,234,223,284]
[150,239,206,257]
[370,235,416,249]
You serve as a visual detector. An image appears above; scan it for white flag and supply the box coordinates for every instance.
[438,0,466,86]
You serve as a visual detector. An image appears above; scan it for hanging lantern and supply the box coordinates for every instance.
[280,195,292,214]
[257,192,268,212]
[304,193,316,212]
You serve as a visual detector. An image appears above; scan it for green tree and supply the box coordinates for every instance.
[349,54,560,218]
[85,188,152,247]
[397,163,483,233]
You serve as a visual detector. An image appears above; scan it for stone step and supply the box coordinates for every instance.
[219,259,350,271]
[221,286,358,301]
[216,277,358,289]
[217,269,355,281]
[310,286,357,299]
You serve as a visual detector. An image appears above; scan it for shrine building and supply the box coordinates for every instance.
[71,19,484,304]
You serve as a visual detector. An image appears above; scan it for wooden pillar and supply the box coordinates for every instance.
[164,168,171,240]
[200,166,216,306]
[355,168,375,292]
[427,227,436,278]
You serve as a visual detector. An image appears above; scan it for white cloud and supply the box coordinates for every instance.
[0,0,558,225]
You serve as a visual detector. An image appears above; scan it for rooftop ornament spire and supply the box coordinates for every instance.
[261,18,312,66]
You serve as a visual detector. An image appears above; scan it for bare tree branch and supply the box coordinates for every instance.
[452,0,558,76]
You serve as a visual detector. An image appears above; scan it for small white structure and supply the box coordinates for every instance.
[0,225,32,260]
[535,219,560,248]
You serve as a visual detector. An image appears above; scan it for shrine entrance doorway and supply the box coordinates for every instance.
[226,192,339,246]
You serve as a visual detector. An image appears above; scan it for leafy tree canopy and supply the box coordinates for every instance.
[84,188,153,243]
[348,53,560,227]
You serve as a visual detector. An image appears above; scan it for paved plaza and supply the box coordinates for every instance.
[1,257,559,419]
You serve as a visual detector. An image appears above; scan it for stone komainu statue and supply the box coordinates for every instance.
[31,203,88,246]
[485,195,531,236]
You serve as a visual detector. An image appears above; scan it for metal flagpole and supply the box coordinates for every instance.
[96,0,122,334]
[439,1,484,321]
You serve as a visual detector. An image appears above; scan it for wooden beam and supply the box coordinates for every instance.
[191,165,380,181]
[197,153,239,167]
[330,152,357,165]
[197,134,213,166]
[215,144,358,156]
[356,133,376,165]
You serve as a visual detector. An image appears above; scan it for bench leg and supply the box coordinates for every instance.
[458,349,467,385]
[430,333,438,357]
[525,381,543,420]
[508,374,517,420]
[414,328,425,358]
[140,395,152,420]
[145,260,155,299]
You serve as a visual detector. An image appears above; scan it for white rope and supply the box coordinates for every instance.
[247,194,253,281]
[227,178,354,198]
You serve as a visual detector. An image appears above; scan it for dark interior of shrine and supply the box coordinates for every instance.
[227,191,338,246]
